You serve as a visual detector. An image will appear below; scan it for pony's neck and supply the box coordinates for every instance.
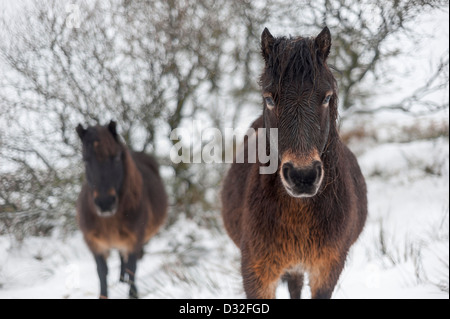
[320,127,341,186]
[119,149,143,212]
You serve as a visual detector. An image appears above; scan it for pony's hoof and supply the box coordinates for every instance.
[129,286,139,299]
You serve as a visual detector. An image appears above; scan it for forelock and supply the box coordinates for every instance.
[82,126,120,160]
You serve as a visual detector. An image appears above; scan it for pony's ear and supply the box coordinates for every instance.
[76,124,87,140]
[261,27,275,64]
[315,26,331,61]
[108,120,118,140]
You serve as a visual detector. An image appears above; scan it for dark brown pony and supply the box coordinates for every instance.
[76,121,167,299]
[221,27,367,299]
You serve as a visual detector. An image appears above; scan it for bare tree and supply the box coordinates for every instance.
[0,0,448,237]
[233,0,449,113]
[0,0,239,231]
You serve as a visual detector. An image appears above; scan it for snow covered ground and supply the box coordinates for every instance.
[0,109,448,299]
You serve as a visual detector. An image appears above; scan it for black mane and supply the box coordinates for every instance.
[264,36,322,87]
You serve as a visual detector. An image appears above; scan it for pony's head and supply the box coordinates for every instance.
[76,121,124,217]
[260,27,337,198]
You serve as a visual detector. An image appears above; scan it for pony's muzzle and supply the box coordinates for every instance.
[94,193,118,217]
[281,160,323,198]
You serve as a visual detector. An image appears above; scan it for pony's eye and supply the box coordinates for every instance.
[265,96,275,110]
[322,94,332,106]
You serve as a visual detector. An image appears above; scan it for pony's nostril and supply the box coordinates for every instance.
[282,162,294,185]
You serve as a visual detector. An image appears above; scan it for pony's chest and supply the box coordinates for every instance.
[88,220,138,252]
[269,211,336,258]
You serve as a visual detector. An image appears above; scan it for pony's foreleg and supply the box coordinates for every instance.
[94,253,108,299]
[282,272,304,299]
[241,248,280,299]
[124,252,138,299]
[119,253,126,282]
[309,257,345,299]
